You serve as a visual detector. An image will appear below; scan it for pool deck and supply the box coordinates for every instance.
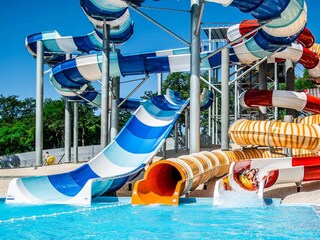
[0,154,319,206]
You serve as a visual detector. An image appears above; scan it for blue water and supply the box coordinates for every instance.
[0,197,319,240]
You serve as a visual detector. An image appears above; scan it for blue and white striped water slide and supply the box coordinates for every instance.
[25,0,231,105]
[27,0,309,105]
[6,89,189,205]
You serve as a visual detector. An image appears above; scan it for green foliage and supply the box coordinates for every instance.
[294,69,316,91]
[119,109,133,129]
[0,95,101,155]
[78,103,100,146]
[279,69,316,91]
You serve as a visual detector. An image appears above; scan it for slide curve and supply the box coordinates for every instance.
[6,90,189,205]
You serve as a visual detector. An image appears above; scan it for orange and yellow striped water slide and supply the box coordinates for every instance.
[229,119,320,151]
[131,149,270,205]
[131,147,317,205]
[132,115,320,205]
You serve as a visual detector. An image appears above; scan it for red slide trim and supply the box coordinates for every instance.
[303,166,320,181]
[299,47,319,69]
[264,170,279,188]
[297,27,315,48]
[304,95,320,114]
[239,19,260,38]
[292,156,320,167]
[243,89,273,107]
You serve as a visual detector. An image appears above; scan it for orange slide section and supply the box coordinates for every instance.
[131,149,270,205]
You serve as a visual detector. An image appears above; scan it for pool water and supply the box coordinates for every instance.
[0,197,319,239]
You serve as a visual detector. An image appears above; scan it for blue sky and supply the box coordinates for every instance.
[0,0,319,100]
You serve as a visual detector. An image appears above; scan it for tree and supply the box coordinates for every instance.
[294,69,316,91]
[43,98,65,148]
[78,103,100,146]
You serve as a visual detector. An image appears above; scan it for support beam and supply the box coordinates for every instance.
[35,41,44,167]
[64,53,72,163]
[274,62,279,120]
[221,48,230,151]
[208,70,212,137]
[73,101,78,163]
[228,47,283,85]
[118,75,149,108]
[64,98,71,163]
[157,73,162,95]
[185,110,189,150]
[195,0,205,36]
[189,0,201,154]
[110,76,120,140]
[259,61,268,120]
[284,115,293,157]
[174,123,178,153]
[101,18,110,150]
[128,4,189,46]
[286,60,295,116]
[157,73,166,158]
[234,65,239,122]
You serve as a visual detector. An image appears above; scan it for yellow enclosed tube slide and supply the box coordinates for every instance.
[131,149,266,205]
[229,119,320,151]
[300,114,320,125]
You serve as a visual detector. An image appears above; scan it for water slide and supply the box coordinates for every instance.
[26,1,320,105]
[25,1,219,106]
[213,156,320,205]
[132,0,320,205]
[9,0,217,205]
[132,148,271,205]
[240,89,320,114]
[6,90,189,205]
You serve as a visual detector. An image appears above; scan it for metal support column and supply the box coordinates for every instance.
[190,0,201,153]
[174,123,178,153]
[221,48,230,150]
[274,62,279,120]
[35,41,44,167]
[284,115,293,157]
[157,73,162,95]
[73,101,78,163]
[64,53,72,163]
[286,60,295,116]
[101,18,110,150]
[157,73,166,158]
[234,65,239,121]
[185,110,189,150]
[214,42,219,145]
[110,76,120,140]
[259,61,268,120]
[64,98,71,163]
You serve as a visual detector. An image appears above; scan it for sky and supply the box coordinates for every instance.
[0,0,319,100]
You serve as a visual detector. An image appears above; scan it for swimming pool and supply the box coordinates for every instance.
[0,197,319,239]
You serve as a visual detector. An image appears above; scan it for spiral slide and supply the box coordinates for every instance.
[6,90,189,205]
